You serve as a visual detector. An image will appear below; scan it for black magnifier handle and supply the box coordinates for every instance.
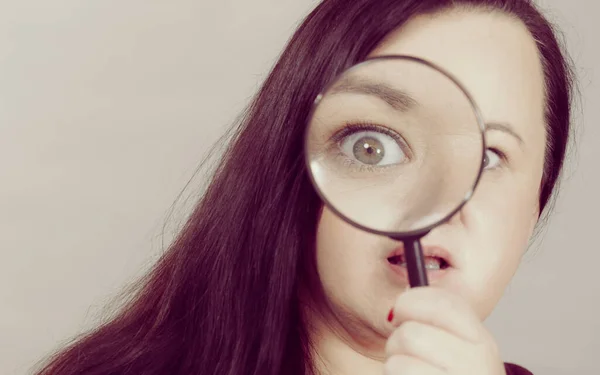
[404,238,429,287]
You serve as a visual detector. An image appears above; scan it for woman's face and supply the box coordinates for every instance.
[312,9,547,345]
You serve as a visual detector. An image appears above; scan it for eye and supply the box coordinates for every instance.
[339,129,408,167]
[483,148,503,170]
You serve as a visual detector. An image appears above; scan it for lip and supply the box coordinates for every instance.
[387,245,456,268]
[386,245,456,283]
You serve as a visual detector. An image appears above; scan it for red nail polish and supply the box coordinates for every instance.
[387,308,394,322]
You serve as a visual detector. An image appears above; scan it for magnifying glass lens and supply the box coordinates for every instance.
[306,56,484,236]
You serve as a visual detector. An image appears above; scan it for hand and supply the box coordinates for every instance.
[384,287,506,375]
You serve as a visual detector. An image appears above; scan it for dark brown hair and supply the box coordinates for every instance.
[35,0,573,374]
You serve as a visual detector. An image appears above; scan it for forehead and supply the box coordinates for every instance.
[368,9,546,146]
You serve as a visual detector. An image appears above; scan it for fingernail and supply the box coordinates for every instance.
[387,308,394,322]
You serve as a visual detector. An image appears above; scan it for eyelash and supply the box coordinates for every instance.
[486,147,508,170]
[331,122,404,143]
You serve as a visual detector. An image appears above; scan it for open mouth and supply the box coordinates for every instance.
[387,254,451,271]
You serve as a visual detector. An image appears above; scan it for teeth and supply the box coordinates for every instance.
[389,255,444,270]
[425,256,442,270]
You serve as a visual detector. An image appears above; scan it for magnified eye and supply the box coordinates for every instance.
[483,148,503,170]
[339,128,408,167]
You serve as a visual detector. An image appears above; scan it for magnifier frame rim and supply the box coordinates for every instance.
[303,54,487,239]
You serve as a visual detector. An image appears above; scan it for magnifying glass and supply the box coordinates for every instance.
[304,55,486,288]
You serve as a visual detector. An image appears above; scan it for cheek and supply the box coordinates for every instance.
[461,173,540,314]
[315,207,384,303]
[316,208,372,279]
[469,169,540,253]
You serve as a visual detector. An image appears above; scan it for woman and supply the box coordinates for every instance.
[35,0,574,374]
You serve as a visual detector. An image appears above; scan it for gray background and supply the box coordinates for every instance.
[0,1,597,374]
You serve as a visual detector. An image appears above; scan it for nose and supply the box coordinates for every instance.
[407,211,448,230]
[443,207,465,226]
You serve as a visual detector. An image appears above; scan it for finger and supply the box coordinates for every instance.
[385,320,470,371]
[389,287,487,343]
[384,354,446,375]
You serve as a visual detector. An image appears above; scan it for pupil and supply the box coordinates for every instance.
[353,136,384,165]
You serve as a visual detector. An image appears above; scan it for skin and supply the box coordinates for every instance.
[305,8,547,375]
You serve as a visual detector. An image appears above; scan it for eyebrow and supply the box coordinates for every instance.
[329,76,418,111]
[485,122,525,147]
[329,77,525,147]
